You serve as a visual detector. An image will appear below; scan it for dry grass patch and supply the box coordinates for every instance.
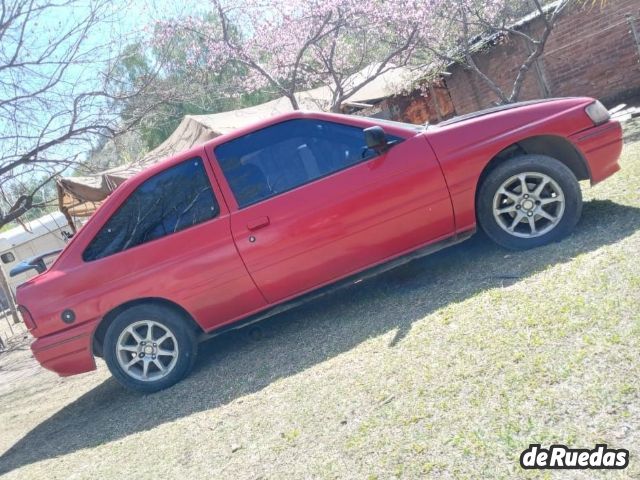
[0,128,639,479]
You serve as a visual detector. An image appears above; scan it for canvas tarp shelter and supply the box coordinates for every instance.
[57,66,422,223]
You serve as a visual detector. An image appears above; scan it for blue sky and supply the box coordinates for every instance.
[0,0,208,203]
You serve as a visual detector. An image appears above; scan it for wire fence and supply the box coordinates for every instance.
[0,311,28,353]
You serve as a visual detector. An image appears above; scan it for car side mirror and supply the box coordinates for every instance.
[9,250,62,277]
[9,260,44,277]
[1,252,15,264]
[363,126,388,152]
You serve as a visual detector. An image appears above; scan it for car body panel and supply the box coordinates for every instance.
[15,98,624,377]
[17,147,268,341]
[569,120,623,184]
[31,318,98,376]
[425,97,599,232]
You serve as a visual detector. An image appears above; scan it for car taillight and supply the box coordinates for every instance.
[585,100,610,126]
[18,305,35,330]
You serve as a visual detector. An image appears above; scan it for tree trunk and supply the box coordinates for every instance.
[287,94,300,110]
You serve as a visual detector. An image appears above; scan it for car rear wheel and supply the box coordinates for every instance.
[103,304,198,393]
[477,154,583,250]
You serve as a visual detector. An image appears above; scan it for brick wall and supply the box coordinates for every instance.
[446,0,640,115]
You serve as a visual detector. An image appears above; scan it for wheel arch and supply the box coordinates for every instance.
[476,135,590,204]
[92,297,203,357]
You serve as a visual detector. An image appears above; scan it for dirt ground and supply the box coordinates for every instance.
[0,133,639,480]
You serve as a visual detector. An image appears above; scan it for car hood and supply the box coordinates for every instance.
[426,97,595,142]
[423,96,597,180]
[434,98,569,127]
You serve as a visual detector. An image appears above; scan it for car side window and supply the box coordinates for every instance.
[83,158,219,261]
[214,119,402,208]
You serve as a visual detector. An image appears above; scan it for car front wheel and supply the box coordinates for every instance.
[103,304,198,393]
[477,154,583,250]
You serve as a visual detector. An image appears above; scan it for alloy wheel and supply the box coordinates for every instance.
[492,171,565,238]
[115,320,179,381]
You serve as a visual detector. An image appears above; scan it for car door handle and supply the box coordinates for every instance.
[247,216,270,231]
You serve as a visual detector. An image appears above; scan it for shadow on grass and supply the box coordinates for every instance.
[623,119,640,144]
[1,199,639,475]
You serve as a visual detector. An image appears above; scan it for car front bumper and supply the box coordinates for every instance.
[31,319,98,376]
[570,120,623,184]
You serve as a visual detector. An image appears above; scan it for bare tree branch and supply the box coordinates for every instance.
[508,0,569,101]
[422,0,570,105]
[0,0,163,228]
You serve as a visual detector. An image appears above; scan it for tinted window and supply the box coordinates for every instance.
[83,159,219,261]
[215,119,402,208]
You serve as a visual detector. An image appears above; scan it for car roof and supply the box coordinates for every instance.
[125,110,420,187]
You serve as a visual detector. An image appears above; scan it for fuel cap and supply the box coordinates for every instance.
[61,309,76,324]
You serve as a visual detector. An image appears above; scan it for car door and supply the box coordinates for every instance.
[210,118,454,303]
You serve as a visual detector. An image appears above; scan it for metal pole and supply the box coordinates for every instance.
[3,311,15,337]
[627,15,640,62]
[428,82,443,122]
[0,267,19,327]
[526,40,551,98]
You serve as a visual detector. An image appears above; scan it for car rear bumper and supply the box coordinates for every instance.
[31,320,98,376]
[570,120,623,184]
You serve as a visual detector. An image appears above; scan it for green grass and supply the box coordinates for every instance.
[0,124,639,479]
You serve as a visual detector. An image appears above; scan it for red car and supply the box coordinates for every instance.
[14,97,622,392]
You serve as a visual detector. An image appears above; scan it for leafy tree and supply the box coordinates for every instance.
[116,22,275,150]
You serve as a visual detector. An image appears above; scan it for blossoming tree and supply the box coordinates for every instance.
[155,0,570,112]
[155,0,438,112]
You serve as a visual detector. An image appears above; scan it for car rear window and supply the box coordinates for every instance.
[83,158,219,261]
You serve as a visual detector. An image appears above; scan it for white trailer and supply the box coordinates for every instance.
[0,212,71,300]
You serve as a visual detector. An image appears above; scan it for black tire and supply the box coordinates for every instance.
[103,304,198,393]
[477,154,583,250]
